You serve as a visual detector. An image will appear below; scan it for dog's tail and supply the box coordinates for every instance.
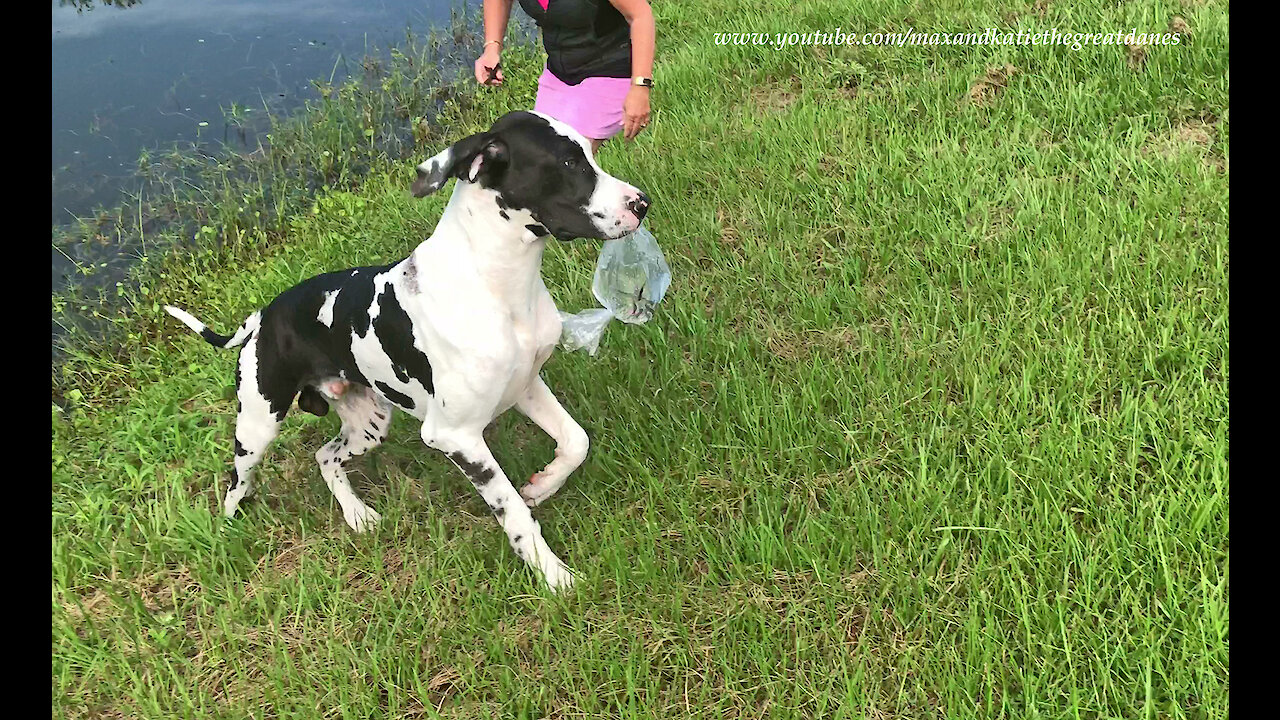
[164,305,260,349]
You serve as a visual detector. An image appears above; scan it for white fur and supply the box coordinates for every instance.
[164,305,205,333]
[314,385,392,532]
[317,290,339,328]
[164,305,260,348]
[226,334,279,517]
[377,172,594,590]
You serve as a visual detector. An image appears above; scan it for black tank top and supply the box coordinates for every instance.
[517,0,633,86]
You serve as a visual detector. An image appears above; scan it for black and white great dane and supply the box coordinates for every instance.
[165,110,650,591]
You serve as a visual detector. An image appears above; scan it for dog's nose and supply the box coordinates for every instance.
[627,192,651,221]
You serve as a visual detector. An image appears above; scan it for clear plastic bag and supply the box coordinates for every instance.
[592,225,672,324]
[557,308,613,356]
[559,224,671,356]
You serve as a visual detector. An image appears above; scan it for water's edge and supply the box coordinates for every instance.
[52,11,538,368]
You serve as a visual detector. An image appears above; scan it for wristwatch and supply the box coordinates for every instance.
[632,76,655,88]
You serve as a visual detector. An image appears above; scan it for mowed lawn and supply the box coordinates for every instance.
[52,1,1229,718]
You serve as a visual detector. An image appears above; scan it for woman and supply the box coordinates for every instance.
[474,0,655,154]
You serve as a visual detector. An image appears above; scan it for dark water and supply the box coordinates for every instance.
[51,0,480,287]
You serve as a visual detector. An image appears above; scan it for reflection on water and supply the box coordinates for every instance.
[52,0,477,229]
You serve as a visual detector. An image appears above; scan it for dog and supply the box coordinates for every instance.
[164,110,650,591]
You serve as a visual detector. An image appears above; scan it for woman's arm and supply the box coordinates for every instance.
[609,0,654,79]
[608,0,655,139]
[475,0,515,85]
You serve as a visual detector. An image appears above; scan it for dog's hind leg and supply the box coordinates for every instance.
[227,336,282,518]
[422,424,574,592]
[515,376,589,507]
[315,383,393,532]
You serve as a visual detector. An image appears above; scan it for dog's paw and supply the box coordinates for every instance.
[543,562,575,593]
[344,503,382,533]
[521,473,566,508]
[223,489,252,518]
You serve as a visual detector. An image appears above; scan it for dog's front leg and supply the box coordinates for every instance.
[423,424,574,592]
[515,376,589,507]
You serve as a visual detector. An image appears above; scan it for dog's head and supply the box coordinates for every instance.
[411,110,650,240]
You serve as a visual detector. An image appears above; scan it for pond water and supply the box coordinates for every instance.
[52,0,482,287]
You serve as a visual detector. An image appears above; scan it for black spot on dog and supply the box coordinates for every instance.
[591,211,605,219]
[372,283,434,395]
[494,505,506,518]
[233,364,245,417]
[499,210,510,220]
[333,270,383,339]
[525,223,548,237]
[391,363,411,384]
[234,439,248,457]
[447,451,495,486]
[513,534,523,543]
[374,381,415,410]
[243,264,395,422]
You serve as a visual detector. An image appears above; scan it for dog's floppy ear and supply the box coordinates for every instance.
[411,132,509,197]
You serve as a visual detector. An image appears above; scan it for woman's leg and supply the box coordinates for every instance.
[590,138,605,155]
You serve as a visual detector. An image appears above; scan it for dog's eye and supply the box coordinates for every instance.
[563,158,578,170]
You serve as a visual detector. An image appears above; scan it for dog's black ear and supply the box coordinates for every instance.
[411,132,509,197]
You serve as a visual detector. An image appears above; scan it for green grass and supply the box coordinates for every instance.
[52,0,1229,717]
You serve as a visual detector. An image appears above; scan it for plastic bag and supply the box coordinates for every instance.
[557,308,613,355]
[559,224,671,355]
[592,224,672,323]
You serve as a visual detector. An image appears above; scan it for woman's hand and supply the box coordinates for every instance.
[622,86,651,140]
[474,47,504,86]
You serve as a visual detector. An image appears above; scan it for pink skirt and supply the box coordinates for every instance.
[533,68,632,141]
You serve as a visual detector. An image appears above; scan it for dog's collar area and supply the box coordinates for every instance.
[451,184,554,248]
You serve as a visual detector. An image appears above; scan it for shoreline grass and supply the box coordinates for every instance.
[53,1,1228,718]
[52,13,536,378]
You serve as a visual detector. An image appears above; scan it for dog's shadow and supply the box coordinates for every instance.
[237,407,559,532]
